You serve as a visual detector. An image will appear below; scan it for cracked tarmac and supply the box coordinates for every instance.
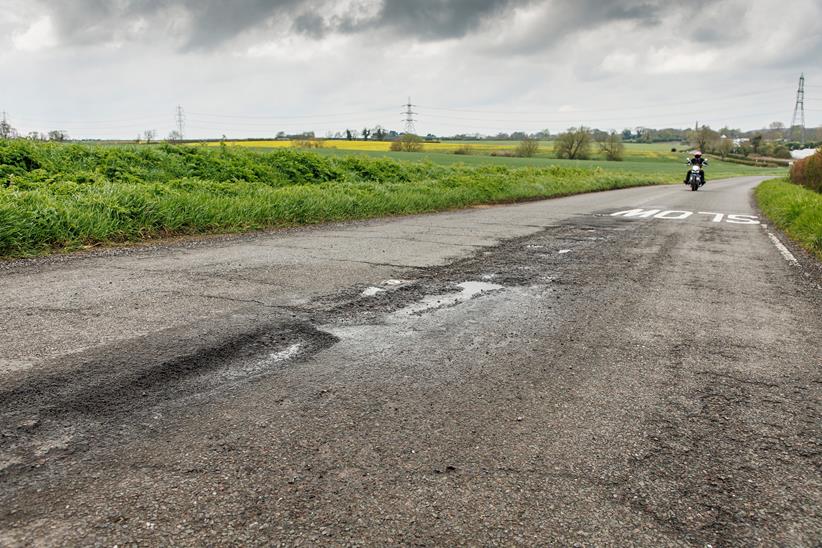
[0,176,820,545]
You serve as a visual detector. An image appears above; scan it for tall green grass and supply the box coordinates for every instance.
[2,140,675,258]
[755,178,822,259]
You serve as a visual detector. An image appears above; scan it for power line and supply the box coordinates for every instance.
[402,97,417,134]
[417,87,788,116]
[186,107,396,120]
[790,73,806,145]
[175,105,185,139]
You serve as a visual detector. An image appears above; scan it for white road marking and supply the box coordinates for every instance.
[611,208,759,225]
[654,210,693,220]
[726,214,760,225]
[697,212,725,222]
[767,232,798,266]
[611,208,660,218]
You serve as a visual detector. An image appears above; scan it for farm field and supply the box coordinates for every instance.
[297,147,784,179]
[207,139,684,159]
[211,139,783,178]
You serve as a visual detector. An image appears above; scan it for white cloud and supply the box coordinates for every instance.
[12,16,58,52]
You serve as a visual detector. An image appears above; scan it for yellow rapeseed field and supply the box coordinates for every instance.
[203,139,521,153]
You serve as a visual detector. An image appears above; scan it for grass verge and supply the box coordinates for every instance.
[755,178,822,260]
[1,140,679,259]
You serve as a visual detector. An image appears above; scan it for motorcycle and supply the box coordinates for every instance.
[687,164,704,191]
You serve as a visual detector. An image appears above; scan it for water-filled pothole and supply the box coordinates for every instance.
[397,281,504,316]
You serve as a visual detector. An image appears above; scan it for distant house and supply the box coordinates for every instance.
[791,148,817,160]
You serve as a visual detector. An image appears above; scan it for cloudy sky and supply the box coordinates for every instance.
[1,0,820,139]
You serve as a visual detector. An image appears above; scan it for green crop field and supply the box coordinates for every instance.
[277,145,784,179]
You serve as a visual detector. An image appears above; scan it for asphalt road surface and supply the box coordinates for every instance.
[1,176,820,546]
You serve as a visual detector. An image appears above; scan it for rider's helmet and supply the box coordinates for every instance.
[694,151,702,157]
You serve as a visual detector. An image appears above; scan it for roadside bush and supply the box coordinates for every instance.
[756,178,822,259]
[789,149,822,193]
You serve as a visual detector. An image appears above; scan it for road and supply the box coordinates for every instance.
[1,176,820,546]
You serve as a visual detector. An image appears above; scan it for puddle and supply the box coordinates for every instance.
[361,279,414,297]
[361,287,386,297]
[558,249,571,254]
[397,281,504,316]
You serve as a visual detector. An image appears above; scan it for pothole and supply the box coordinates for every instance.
[396,281,504,316]
[361,279,415,297]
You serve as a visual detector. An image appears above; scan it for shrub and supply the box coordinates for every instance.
[789,149,822,193]
[389,134,424,152]
[514,137,539,158]
[292,139,325,149]
[453,145,474,155]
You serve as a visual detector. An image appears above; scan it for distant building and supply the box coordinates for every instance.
[790,148,817,160]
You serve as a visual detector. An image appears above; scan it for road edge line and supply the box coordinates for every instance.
[767,232,799,266]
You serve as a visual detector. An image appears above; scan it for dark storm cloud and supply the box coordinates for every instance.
[34,0,531,48]
[40,0,309,49]
[337,0,533,40]
[36,0,722,51]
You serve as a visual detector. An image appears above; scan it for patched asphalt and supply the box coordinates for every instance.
[1,176,820,546]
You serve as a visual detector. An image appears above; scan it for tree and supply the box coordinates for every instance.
[167,130,183,143]
[717,137,733,158]
[689,125,718,153]
[0,119,16,139]
[361,127,371,141]
[554,127,592,159]
[591,129,609,142]
[597,130,624,161]
[768,121,785,141]
[622,128,633,141]
[345,129,354,141]
[515,137,539,157]
[143,129,156,144]
[373,126,386,141]
[389,133,423,152]
[47,130,68,141]
[751,134,763,154]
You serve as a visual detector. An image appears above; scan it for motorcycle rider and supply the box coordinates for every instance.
[684,151,708,186]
